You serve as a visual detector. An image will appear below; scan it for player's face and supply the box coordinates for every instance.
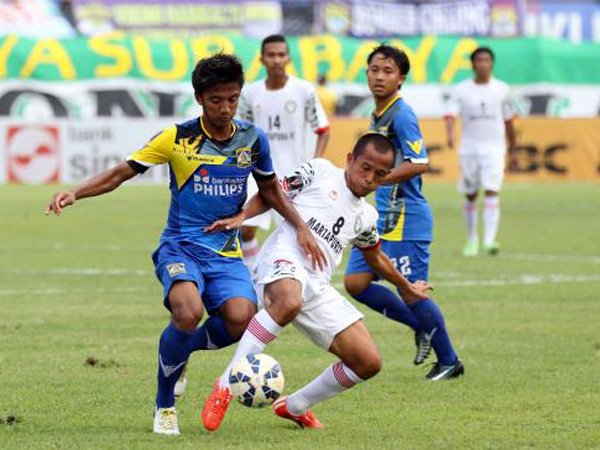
[366,54,405,99]
[196,82,241,128]
[472,52,493,78]
[346,144,393,197]
[261,42,290,78]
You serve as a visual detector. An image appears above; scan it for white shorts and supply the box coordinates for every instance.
[243,177,282,230]
[255,249,363,350]
[458,152,505,195]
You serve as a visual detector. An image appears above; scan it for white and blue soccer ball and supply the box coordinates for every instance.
[229,353,285,408]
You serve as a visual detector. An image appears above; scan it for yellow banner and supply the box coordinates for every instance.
[324,118,600,182]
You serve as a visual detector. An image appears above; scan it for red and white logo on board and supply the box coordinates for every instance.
[6,125,60,184]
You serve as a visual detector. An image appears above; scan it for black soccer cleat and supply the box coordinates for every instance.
[414,329,436,365]
[426,360,465,381]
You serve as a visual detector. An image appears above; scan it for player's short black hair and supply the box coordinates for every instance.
[191,53,244,95]
[261,34,289,55]
[470,47,495,63]
[367,44,410,76]
[353,133,395,159]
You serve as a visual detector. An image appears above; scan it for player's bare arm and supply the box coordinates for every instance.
[314,128,330,158]
[505,118,518,171]
[361,245,432,302]
[381,160,428,185]
[204,193,269,232]
[255,175,327,270]
[444,115,456,149]
[44,161,138,216]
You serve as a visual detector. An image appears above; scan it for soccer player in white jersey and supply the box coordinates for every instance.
[238,34,331,270]
[445,47,517,256]
[200,133,432,431]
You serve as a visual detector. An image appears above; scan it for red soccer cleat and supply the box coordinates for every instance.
[272,397,324,429]
[201,380,233,432]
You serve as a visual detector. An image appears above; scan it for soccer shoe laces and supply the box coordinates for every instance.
[159,408,178,431]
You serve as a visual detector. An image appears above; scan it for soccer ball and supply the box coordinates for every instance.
[229,353,285,408]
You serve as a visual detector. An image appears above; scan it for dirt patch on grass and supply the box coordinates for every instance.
[1,415,22,425]
[85,356,121,368]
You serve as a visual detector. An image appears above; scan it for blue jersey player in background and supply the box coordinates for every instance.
[45,54,325,435]
[344,45,464,380]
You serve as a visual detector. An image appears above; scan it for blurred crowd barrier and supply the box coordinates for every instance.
[325,118,600,182]
[1,118,598,185]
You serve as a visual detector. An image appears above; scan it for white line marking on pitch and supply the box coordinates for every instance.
[333,273,600,290]
[1,268,150,276]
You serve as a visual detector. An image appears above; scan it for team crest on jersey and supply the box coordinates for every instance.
[329,190,338,201]
[236,146,252,168]
[354,214,363,233]
[406,139,423,155]
[167,263,186,277]
[285,100,297,113]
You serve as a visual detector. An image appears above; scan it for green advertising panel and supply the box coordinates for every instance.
[0,33,598,84]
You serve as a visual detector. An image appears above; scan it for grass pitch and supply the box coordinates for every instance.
[1,182,599,449]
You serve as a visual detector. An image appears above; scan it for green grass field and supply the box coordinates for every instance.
[1,182,599,449]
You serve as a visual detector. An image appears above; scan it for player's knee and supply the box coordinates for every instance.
[356,352,382,380]
[268,291,302,324]
[241,226,257,242]
[344,276,368,298]
[172,307,203,332]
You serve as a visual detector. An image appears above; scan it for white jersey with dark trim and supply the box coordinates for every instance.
[238,76,330,177]
[260,158,379,281]
[446,77,515,155]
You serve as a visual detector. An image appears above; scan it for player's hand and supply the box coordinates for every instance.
[402,280,433,302]
[297,226,327,271]
[204,211,246,232]
[44,191,76,216]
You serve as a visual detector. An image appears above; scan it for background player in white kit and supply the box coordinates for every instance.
[201,133,432,431]
[238,34,331,270]
[444,47,517,256]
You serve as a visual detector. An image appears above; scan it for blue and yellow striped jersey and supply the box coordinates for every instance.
[127,117,274,257]
[370,96,433,242]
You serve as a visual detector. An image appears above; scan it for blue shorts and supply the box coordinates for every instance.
[345,240,431,284]
[152,240,257,314]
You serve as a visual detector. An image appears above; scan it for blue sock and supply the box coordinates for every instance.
[408,299,458,366]
[189,315,237,352]
[156,323,193,408]
[352,283,421,332]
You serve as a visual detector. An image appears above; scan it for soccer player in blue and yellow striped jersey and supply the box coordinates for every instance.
[45,53,325,435]
[344,45,464,381]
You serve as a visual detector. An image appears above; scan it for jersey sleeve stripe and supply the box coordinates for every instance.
[253,167,275,176]
[314,125,330,135]
[407,157,429,164]
[358,240,381,252]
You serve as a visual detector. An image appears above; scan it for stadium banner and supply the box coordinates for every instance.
[1,35,600,118]
[1,120,171,185]
[317,0,515,38]
[1,118,598,185]
[1,34,599,85]
[324,118,600,182]
[71,0,283,38]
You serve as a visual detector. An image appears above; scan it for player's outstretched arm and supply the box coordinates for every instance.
[44,161,138,216]
[204,193,269,232]
[313,128,330,158]
[361,245,432,302]
[382,161,428,185]
[256,176,327,270]
[444,115,456,150]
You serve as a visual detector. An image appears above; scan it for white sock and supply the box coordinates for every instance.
[219,309,282,387]
[483,196,500,245]
[286,361,363,415]
[463,198,478,242]
[241,238,260,272]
